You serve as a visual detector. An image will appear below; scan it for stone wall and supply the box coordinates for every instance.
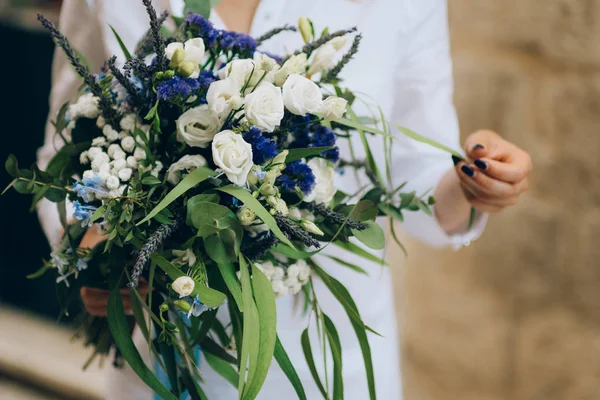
[395,1,600,399]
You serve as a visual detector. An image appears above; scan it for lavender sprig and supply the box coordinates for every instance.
[123,58,153,81]
[242,233,281,261]
[134,10,169,58]
[107,56,144,109]
[307,202,370,231]
[322,33,363,82]
[141,0,167,71]
[129,218,181,288]
[255,25,297,47]
[274,213,321,249]
[282,27,357,63]
[37,14,119,129]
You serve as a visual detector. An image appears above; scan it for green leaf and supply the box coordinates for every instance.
[243,264,277,399]
[323,313,343,400]
[274,336,307,400]
[180,368,208,400]
[347,107,383,185]
[184,0,211,18]
[91,205,107,223]
[151,254,226,307]
[107,284,178,400]
[378,203,403,222]
[312,265,376,400]
[327,256,369,276]
[217,186,295,249]
[271,243,315,260]
[138,167,216,225]
[216,263,243,312]
[204,231,237,264]
[285,146,334,163]
[301,329,329,399]
[145,99,159,121]
[352,222,385,250]
[205,352,239,388]
[109,24,133,60]
[237,255,260,398]
[348,200,378,222]
[333,241,388,266]
[141,176,162,186]
[5,154,19,177]
[188,202,237,237]
[26,265,50,279]
[44,187,67,203]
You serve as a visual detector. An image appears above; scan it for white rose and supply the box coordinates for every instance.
[176,105,221,148]
[206,78,242,119]
[167,155,207,185]
[282,74,323,116]
[308,43,336,76]
[183,38,205,64]
[212,130,254,185]
[253,51,277,72]
[220,59,256,85]
[244,82,284,132]
[305,158,336,204]
[236,206,257,226]
[320,96,348,121]
[274,53,307,86]
[172,276,195,298]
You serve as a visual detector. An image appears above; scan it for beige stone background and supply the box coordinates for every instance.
[396,1,600,400]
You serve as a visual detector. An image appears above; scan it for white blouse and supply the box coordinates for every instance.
[39,0,486,399]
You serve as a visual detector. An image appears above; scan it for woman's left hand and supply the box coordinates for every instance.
[454,130,533,213]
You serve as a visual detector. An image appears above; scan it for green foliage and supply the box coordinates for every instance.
[109,24,133,60]
[286,146,334,163]
[205,352,239,387]
[301,328,329,399]
[274,336,307,400]
[237,255,260,398]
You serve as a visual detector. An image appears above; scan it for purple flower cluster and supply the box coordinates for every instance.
[156,76,200,102]
[219,31,257,55]
[185,14,219,46]
[277,160,316,195]
[243,127,278,165]
[290,116,340,162]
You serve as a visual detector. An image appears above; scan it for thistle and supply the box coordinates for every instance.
[37,14,119,129]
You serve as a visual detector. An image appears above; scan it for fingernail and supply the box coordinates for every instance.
[451,155,463,166]
[474,159,487,170]
[461,165,475,177]
[472,144,485,150]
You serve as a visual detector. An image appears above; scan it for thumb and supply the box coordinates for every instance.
[464,130,503,160]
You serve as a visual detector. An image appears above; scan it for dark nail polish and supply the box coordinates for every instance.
[473,144,485,150]
[452,155,463,166]
[474,159,487,170]
[461,165,475,177]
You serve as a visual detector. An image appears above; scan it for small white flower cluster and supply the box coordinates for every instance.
[258,259,311,297]
[78,113,156,199]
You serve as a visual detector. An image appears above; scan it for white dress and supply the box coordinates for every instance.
[38,0,487,398]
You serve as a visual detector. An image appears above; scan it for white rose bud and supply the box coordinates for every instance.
[206,78,242,120]
[169,47,186,68]
[167,155,207,185]
[236,206,257,226]
[176,105,221,148]
[301,220,324,236]
[178,61,196,78]
[212,130,254,185]
[304,158,336,204]
[298,16,312,43]
[308,43,336,76]
[271,150,288,170]
[282,74,323,116]
[121,136,136,153]
[264,169,279,185]
[106,143,121,158]
[105,175,120,190]
[320,96,348,121]
[172,276,195,298]
[228,95,244,110]
[268,197,288,215]
[274,53,308,86]
[118,167,133,182]
[244,82,284,132]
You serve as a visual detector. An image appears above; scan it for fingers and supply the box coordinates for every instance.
[80,287,135,316]
[463,130,500,159]
[472,158,528,184]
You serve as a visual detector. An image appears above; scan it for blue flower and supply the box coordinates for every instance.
[277,160,316,195]
[186,14,220,46]
[73,201,98,227]
[290,122,340,162]
[73,174,107,202]
[76,258,89,271]
[156,76,200,103]
[218,31,257,55]
[243,127,278,165]
[187,295,209,318]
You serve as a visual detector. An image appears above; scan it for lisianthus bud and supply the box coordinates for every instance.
[169,48,186,68]
[272,150,288,168]
[228,95,244,110]
[260,184,277,196]
[298,16,312,43]
[264,169,279,185]
[268,197,289,215]
[173,299,191,313]
[301,220,324,236]
[178,61,196,78]
[172,276,195,298]
[237,206,257,226]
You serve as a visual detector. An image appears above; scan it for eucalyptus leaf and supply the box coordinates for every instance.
[323,313,343,400]
[301,329,329,399]
[333,241,388,266]
[352,222,385,250]
[26,265,50,279]
[216,262,243,312]
[141,176,162,186]
[237,255,260,397]
[205,352,239,388]
[274,336,307,400]
[327,256,369,276]
[5,154,19,178]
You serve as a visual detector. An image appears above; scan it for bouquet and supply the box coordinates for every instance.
[4,1,451,399]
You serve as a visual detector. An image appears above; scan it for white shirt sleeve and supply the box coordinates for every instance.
[389,0,487,249]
